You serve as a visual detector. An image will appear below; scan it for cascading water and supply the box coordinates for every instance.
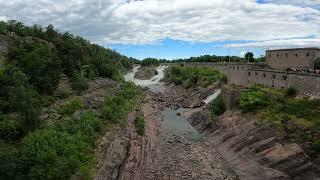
[204,89,221,104]
[124,65,168,92]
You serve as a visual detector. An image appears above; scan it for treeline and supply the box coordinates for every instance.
[138,53,265,66]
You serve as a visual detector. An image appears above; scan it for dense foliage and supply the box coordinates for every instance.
[239,87,269,112]
[141,58,161,66]
[0,83,143,180]
[0,20,134,134]
[165,66,226,88]
[0,20,140,180]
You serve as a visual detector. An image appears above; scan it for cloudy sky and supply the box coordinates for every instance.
[0,0,319,59]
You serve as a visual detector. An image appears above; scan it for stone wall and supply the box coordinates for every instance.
[266,48,320,70]
[221,85,248,110]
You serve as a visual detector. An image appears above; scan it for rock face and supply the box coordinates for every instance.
[188,110,320,180]
[134,66,158,80]
[165,82,221,108]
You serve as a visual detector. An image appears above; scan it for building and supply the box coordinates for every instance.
[266,48,320,70]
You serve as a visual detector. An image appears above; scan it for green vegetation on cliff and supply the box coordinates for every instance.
[239,85,320,156]
[165,66,226,88]
[0,82,143,180]
[0,20,142,180]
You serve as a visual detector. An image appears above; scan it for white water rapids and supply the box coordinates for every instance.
[124,65,168,92]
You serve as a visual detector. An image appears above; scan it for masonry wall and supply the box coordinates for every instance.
[266,49,320,70]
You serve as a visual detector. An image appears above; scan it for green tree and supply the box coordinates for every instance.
[245,52,254,62]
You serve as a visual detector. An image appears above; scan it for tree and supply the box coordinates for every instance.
[245,52,254,62]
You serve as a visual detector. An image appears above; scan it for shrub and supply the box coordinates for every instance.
[239,90,268,112]
[58,98,84,115]
[286,86,297,97]
[210,95,226,116]
[40,95,55,107]
[0,118,21,141]
[56,89,70,99]
[70,73,89,95]
[134,115,145,136]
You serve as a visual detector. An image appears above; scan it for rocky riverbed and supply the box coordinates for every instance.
[94,65,320,180]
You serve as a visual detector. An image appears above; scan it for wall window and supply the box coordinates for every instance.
[272,74,276,79]
[282,76,287,81]
[286,54,288,57]
[237,66,239,70]
[248,72,251,76]
[263,73,266,78]
[306,53,310,57]
[255,72,258,76]
[295,54,298,57]
[277,54,279,57]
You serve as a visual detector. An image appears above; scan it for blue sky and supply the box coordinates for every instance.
[110,39,265,60]
[0,0,319,60]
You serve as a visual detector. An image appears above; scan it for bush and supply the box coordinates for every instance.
[286,86,297,97]
[101,83,142,123]
[210,95,225,116]
[19,111,100,179]
[70,73,89,95]
[0,118,21,141]
[56,89,70,99]
[134,115,145,136]
[58,98,84,115]
[239,90,268,112]
[40,95,55,107]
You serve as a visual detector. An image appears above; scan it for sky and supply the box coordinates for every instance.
[0,0,319,60]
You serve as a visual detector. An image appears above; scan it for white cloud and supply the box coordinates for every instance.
[0,0,319,48]
[240,51,247,57]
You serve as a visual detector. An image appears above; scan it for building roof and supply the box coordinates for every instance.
[266,47,320,52]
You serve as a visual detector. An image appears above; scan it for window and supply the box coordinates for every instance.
[286,54,288,57]
[277,54,279,57]
[306,53,310,57]
[248,72,251,76]
[295,54,298,57]
[242,67,244,70]
[255,72,258,76]
[272,74,276,79]
[263,73,266,78]
[237,66,239,70]
[282,76,287,81]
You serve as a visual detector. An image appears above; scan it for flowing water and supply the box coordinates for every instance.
[124,65,219,142]
[124,65,168,92]
[204,89,221,104]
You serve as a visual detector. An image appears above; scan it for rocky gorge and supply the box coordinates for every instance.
[94,65,320,180]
